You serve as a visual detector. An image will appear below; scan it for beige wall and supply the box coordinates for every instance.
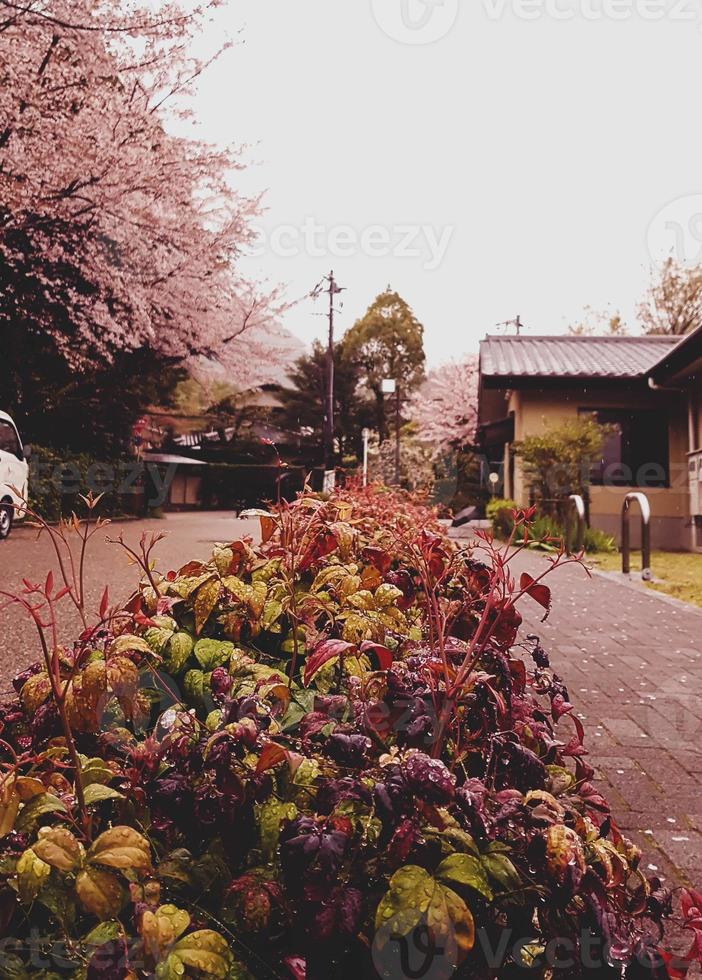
[501,385,690,548]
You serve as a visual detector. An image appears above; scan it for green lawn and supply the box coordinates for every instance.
[591,550,702,608]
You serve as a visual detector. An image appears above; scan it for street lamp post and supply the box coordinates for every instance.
[362,428,370,487]
[382,378,400,485]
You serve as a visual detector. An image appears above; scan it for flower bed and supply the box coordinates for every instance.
[0,488,699,979]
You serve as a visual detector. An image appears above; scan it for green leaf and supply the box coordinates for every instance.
[481,852,523,894]
[144,626,174,655]
[292,757,320,787]
[83,920,122,946]
[16,793,67,832]
[205,709,223,732]
[37,876,76,926]
[157,849,196,887]
[194,639,234,671]
[439,828,480,857]
[183,669,208,706]
[436,854,493,900]
[374,865,475,964]
[260,599,283,632]
[81,757,115,787]
[166,632,194,674]
[83,784,124,807]
[257,800,297,862]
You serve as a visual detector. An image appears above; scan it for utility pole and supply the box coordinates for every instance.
[496,314,524,335]
[311,271,345,473]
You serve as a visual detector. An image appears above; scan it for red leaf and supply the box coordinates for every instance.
[303,639,354,687]
[359,641,393,671]
[134,610,158,628]
[655,948,688,979]
[681,888,702,928]
[361,547,392,575]
[520,573,552,615]
[99,586,110,619]
[256,742,288,774]
[298,531,338,573]
[551,693,573,721]
[45,571,54,595]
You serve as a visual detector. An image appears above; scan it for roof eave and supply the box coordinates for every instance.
[480,373,651,389]
[649,328,702,384]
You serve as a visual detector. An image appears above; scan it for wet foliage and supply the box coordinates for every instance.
[0,486,699,979]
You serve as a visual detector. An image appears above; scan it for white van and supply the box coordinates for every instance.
[0,411,29,540]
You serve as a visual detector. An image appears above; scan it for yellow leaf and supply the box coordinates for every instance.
[15,776,47,802]
[0,792,19,838]
[20,673,52,714]
[172,929,233,977]
[221,576,253,604]
[109,635,152,657]
[76,868,124,919]
[16,848,51,903]
[193,578,221,635]
[141,904,191,959]
[88,826,152,872]
[33,827,81,872]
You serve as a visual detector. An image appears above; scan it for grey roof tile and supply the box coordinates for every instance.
[480,335,679,380]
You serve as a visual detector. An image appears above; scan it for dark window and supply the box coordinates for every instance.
[0,422,20,458]
[579,409,669,488]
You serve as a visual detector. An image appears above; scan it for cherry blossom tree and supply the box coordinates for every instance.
[0,0,282,414]
[408,355,479,457]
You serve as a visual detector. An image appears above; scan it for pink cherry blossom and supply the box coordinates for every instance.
[0,0,283,385]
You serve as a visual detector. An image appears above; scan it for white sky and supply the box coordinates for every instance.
[182,0,702,363]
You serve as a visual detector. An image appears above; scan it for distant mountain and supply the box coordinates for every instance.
[251,324,307,385]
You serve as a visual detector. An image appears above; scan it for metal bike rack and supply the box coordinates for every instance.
[621,492,652,581]
[566,494,586,554]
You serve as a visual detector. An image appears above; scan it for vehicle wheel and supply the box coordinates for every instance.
[0,504,13,540]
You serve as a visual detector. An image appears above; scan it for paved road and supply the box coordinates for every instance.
[490,543,702,892]
[0,512,260,690]
[2,514,700,890]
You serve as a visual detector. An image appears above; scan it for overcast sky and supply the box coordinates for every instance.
[183,0,702,363]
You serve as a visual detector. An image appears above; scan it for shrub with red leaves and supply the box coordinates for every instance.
[0,487,697,979]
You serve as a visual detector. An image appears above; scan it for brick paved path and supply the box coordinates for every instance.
[504,547,702,889]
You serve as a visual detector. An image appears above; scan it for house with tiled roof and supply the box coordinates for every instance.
[477,332,701,550]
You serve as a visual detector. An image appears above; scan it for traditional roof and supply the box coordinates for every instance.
[480,335,678,383]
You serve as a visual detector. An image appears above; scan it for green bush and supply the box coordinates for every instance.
[515,512,617,554]
[514,417,612,515]
[486,497,518,537]
[583,524,617,554]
